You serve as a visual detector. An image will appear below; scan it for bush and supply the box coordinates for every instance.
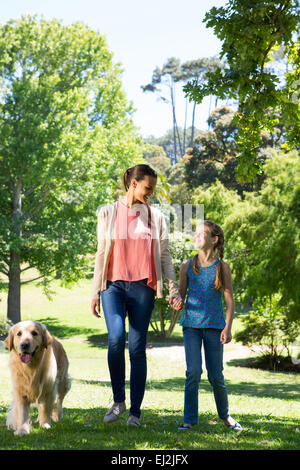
[234,294,300,370]
[0,318,12,338]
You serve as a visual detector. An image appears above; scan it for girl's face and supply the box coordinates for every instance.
[130,175,157,204]
[194,224,218,250]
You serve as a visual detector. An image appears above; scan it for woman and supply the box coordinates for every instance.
[91,164,182,426]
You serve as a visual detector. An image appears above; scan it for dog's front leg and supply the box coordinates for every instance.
[12,396,31,436]
[38,395,53,429]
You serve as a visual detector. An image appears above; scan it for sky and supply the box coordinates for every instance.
[0,0,228,138]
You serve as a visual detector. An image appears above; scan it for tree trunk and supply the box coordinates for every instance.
[7,250,21,324]
[158,305,165,337]
[183,97,188,153]
[208,95,212,128]
[175,117,183,158]
[7,177,22,324]
[190,101,197,147]
[170,83,178,165]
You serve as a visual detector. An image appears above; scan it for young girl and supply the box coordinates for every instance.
[178,220,242,431]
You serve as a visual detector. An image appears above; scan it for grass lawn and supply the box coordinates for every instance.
[0,279,299,450]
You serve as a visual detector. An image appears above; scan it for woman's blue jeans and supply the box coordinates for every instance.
[183,327,229,424]
[101,279,155,418]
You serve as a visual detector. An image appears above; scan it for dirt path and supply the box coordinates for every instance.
[146,341,256,364]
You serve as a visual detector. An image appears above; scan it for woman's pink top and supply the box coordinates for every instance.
[107,201,157,292]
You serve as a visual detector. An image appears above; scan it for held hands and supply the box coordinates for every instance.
[168,295,183,311]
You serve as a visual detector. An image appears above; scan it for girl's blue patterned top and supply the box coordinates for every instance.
[180,257,226,329]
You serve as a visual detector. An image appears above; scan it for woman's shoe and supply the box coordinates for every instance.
[103,402,126,423]
[127,415,141,427]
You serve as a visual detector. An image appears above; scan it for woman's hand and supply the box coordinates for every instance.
[91,298,101,318]
[168,295,183,311]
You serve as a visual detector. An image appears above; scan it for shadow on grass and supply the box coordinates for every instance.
[227,356,300,374]
[35,317,98,340]
[146,377,300,401]
[0,404,299,450]
[71,375,300,401]
[34,317,109,347]
[35,318,183,349]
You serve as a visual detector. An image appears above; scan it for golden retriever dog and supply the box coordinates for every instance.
[4,320,71,436]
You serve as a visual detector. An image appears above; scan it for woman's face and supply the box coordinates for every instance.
[194,224,218,250]
[130,175,157,204]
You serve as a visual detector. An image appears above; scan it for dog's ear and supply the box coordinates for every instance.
[41,324,53,348]
[4,325,15,351]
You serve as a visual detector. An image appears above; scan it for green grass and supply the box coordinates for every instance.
[0,280,299,450]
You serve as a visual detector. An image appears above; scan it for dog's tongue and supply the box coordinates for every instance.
[20,353,32,363]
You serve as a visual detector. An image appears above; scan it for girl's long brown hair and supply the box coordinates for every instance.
[123,164,157,191]
[192,220,225,291]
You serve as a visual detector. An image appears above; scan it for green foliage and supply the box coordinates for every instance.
[0,16,142,319]
[234,294,300,368]
[145,126,201,165]
[191,179,241,226]
[184,0,300,182]
[0,318,12,337]
[167,106,287,206]
[192,149,300,317]
[142,144,172,176]
[226,149,300,315]
[184,106,264,195]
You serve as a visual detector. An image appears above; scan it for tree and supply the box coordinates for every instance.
[145,127,201,165]
[142,57,225,162]
[184,0,300,182]
[0,16,142,323]
[184,106,267,196]
[180,57,224,147]
[192,149,300,319]
[142,58,183,164]
[142,144,171,175]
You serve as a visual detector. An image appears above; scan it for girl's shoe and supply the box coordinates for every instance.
[224,417,242,432]
[178,423,194,431]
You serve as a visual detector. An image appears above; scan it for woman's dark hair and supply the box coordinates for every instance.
[123,164,157,192]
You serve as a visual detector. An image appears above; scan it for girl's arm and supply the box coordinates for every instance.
[221,262,235,344]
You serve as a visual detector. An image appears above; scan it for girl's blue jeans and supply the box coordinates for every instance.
[183,327,229,424]
[101,279,155,418]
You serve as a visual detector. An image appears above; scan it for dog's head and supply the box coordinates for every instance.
[4,321,53,364]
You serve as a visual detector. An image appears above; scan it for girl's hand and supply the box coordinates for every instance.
[91,298,101,318]
[168,295,183,311]
[220,327,232,344]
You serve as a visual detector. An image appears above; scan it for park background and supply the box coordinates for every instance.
[0,0,299,450]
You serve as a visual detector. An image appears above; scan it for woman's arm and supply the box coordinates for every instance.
[158,210,182,310]
[91,208,107,318]
[220,262,235,344]
[179,260,189,304]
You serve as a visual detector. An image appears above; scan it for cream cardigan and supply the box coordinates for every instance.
[91,201,180,300]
